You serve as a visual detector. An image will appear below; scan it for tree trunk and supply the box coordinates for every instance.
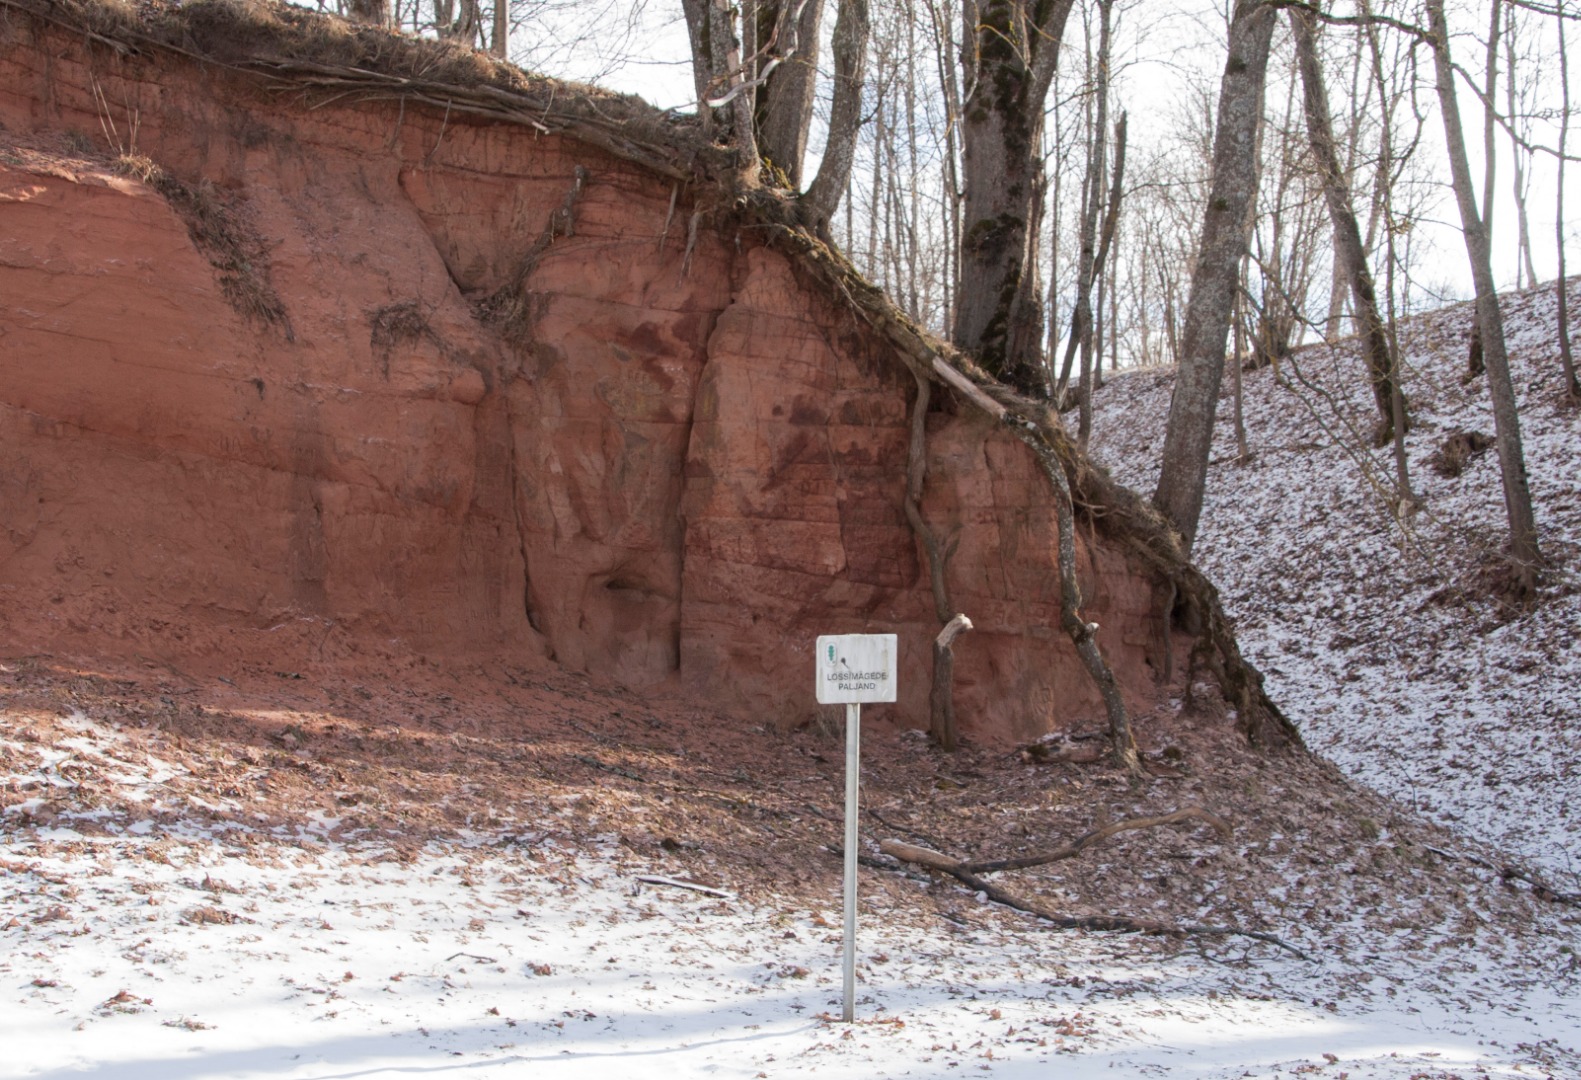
[1506,5,1540,290]
[753,0,825,187]
[439,0,482,42]
[346,0,389,27]
[1469,0,1501,372]
[1081,111,1125,450]
[1059,5,1108,409]
[1289,5,1401,445]
[1426,0,1542,595]
[930,615,973,751]
[1232,266,1250,465]
[681,0,722,134]
[802,0,870,233]
[1559,0,1580,402]
[489,0,506,58]
[681,0,763,182]
[1152,0,1275,553]
[953,0,1075,394]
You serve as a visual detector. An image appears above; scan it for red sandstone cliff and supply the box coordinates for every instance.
[0,0,1224,743]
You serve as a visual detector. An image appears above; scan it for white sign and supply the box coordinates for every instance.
[816,634,898,705]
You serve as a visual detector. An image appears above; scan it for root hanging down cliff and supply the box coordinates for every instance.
[0,0,1295,752]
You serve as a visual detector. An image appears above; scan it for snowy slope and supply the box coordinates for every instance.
[1090,278,1581,879]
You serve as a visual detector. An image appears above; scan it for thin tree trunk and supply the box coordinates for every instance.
[1559,0,1580,402]
[1506,5,1540,289]
[1107,219,1119,379]
[1471,0,1501,363]
[1427,0,1542,595]
[1060,3,1106,410]
[924,0,962,328]
[489,0,505,57]
[1160,263,1180,367]
[1153,0,1276,553]
[1482,0,1500,249]
[1080,113,1126,449]
[1232,265,1250,465]
[1289,5,1401,445]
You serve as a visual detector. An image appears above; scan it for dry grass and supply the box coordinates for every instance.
[7,0,707,176]
[114,152,291,333]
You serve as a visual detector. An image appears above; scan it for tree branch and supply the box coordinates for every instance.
[962,806,1231,874]
[878,837,1310,960]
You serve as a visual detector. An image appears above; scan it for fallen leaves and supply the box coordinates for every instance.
[181,905,240,926]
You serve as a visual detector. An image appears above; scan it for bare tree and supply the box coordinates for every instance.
[1056,0,1117,423]
[1079,114,1126,449]
[1153,0,1276,553]
[1559,0,1580,402]
[1504,3,1541,289]
[1289,3,1403,445]
[1425,0,1542,595]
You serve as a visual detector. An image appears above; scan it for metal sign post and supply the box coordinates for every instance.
[815,633,897,1024]
[842,699,859,1021]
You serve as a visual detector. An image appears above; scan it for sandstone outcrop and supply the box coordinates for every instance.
[0,0,1233,743]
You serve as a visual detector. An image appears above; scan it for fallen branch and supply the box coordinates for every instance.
[1421,845,1581,907]
[635,875,736,900]
[963,807,1232,875]
[879,837,1309,961]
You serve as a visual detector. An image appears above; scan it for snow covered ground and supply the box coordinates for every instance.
[5,814,1579,1079]
[1091,279,1581,881]
[4,661,1580,1079]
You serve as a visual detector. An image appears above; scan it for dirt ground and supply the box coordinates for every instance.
[4,646,1571,959]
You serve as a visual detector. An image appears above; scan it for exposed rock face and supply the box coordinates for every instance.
[0,9,1182,741]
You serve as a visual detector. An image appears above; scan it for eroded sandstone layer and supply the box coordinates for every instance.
[0,6,1184,741]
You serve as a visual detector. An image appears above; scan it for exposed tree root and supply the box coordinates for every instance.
[1004,411,1143,776]
[740,203,1299,753]
[476,164,587,337]
[900,370,971,751]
